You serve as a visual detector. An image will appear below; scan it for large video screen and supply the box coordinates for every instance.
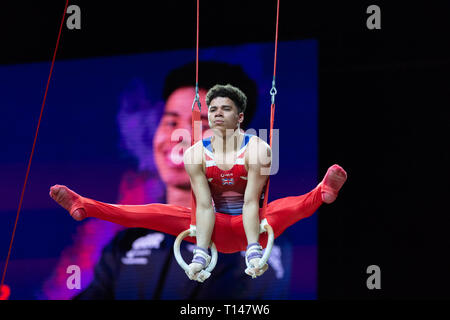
[0,40,318,299]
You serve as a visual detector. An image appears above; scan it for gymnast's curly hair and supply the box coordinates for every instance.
[206,84,247,114]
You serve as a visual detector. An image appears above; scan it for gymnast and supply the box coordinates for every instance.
[49,84,347,281]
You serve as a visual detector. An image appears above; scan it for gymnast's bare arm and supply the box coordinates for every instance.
[242,137,271,273]
[183,142,215,278]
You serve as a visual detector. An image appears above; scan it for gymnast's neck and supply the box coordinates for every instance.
[211,127,245,154]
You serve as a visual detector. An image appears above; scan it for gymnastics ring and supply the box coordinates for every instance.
[173,225,218,282]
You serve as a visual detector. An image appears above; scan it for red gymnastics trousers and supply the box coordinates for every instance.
[67,183,323,254]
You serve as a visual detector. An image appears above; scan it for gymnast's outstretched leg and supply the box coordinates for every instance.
[49,185,192,238]
[265,164,347,239]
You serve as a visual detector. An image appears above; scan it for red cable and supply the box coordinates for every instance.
[273,0,280,78]
[0,0,69,296]
[190,0,201,226]
[196,0,199,85]
[261,0,280,220]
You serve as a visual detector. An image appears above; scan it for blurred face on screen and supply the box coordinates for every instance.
[153,87,211,188]
[117,81,162,172]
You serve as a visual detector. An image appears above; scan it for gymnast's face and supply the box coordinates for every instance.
[153,87,211,188]
[208,97,244,135]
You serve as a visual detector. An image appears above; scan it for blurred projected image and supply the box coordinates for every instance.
[0,41,324,299]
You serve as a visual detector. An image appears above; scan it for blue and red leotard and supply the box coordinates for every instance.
[203,133,264,215]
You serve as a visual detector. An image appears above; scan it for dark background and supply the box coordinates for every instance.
[1,0,449,299]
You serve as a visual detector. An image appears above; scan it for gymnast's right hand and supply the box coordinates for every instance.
[187,246,212,282]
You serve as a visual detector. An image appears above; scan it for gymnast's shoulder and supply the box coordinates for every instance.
[247,134,272,158]
[183,140,204,167]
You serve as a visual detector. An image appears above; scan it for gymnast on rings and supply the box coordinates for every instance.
[49,83,347,282]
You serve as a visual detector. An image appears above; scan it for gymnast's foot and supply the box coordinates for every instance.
[49,184,86,221]
[320,164,348,204]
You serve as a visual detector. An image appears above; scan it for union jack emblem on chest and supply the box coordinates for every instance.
[221,177,234,185]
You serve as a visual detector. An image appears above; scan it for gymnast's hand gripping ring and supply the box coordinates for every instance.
[173,225,218,282]
[244,218,275,278]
